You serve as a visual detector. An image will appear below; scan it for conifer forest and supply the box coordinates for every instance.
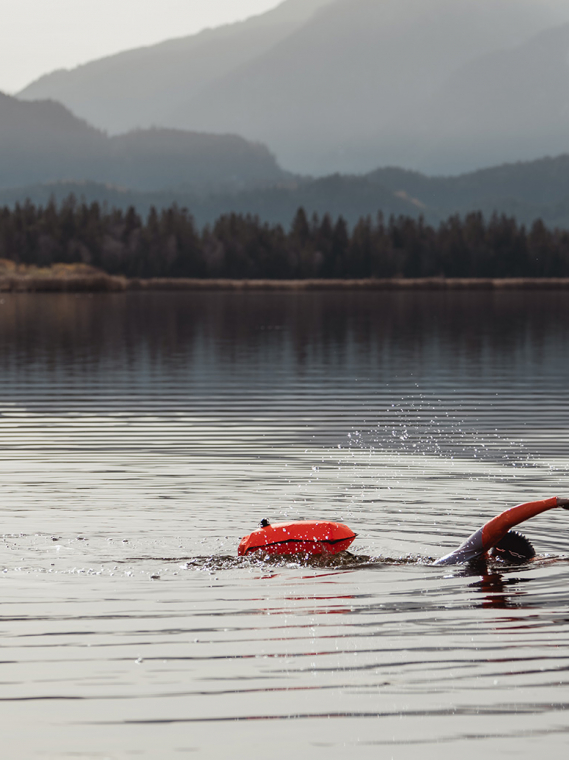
[2,199,569,279]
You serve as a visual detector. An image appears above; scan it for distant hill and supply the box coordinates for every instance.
[363,158,569,228]
[0,92,288,192]
[5,155,569,231]
[106,129,288,192]
[368,156,569,210]
[17,0,569,175]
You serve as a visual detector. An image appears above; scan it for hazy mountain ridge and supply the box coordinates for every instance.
[0,92,289,192]
[18,0,334,135]
[396,22,569,173]
[17,0,569,174]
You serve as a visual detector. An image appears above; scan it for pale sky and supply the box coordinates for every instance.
[1,0,283,94]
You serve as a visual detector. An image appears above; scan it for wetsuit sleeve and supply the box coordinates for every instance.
[434,496,560,566]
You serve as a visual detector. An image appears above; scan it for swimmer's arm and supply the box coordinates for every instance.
[434,496,567,566]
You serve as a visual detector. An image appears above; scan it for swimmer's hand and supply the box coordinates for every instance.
[557,497,569,509]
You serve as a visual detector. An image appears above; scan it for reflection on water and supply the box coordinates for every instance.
[1,291,569,759]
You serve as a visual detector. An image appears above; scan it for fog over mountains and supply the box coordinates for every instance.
[18,0,569,175]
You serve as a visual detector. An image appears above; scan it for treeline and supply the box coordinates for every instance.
[1,198,569,279]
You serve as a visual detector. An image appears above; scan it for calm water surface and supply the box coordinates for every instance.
[1,291,569,759]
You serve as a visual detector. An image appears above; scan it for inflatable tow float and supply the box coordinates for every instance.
[238,519,356,557]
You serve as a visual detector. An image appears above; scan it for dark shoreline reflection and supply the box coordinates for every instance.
[1,290,569,459]
[0,290,568,377]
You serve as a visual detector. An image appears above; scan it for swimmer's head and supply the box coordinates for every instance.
[489,530,535,564]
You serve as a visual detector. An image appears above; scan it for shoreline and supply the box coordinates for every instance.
[3,275,569,292]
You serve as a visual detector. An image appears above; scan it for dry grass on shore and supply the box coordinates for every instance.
[0,260,126,292]
[2,261,569,292]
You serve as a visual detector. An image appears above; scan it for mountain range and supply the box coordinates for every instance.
[6,0,569,230]
[5,153,569,232]
[18,0,332,138]
[18,0,569,175]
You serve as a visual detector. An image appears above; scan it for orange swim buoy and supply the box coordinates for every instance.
[238,520,357,557]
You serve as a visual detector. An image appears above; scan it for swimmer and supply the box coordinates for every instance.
[434,496,569,566]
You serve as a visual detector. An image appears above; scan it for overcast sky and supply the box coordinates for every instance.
[1,0,283,94]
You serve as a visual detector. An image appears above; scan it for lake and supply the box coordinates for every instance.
[1,290,569,759]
